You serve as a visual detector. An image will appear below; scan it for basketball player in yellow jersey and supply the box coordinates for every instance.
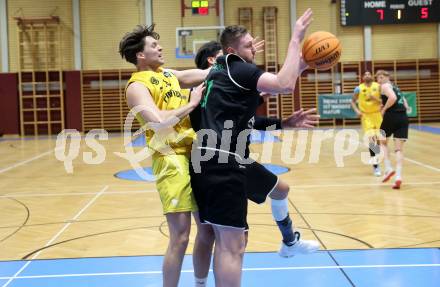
[119,25,211,287]
[351,71,383,176]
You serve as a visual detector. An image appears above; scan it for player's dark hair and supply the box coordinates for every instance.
[194,41,222,69]
[220,25,248,53]
[119,24,159,66]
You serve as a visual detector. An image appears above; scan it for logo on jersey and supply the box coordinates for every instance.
[150,77,159,85]
[164,90,183,103]
[163,71,172,78]
[163,78,172,87]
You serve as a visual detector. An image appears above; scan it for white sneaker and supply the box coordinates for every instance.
[373,167,381,177]
[278,232,320,258]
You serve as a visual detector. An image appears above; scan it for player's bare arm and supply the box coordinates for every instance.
[380,83,397,114]
[168,68,210,89]
[126,82,204,123]
[256,8,313,94]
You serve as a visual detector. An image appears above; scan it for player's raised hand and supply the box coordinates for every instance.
[253,37,265,54]
[293,8,313,42]
[281,108,320,129]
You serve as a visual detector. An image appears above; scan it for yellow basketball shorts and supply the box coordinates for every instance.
[361,112,383,135]
[152,154,198,214]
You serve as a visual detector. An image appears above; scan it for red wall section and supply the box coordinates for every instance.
[64,71,82,131]
[0,73,19,135]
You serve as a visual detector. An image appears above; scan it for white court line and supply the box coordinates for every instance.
[348,137,440,173]
[0,263,439,280]
[1,185,109,287]
[404,157,440,172]
[0,149,54,174]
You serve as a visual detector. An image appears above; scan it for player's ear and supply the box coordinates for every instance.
[207,56,216,66]
[136,52,145,60]
[226,46,235,54]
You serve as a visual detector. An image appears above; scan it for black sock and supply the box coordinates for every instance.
[369,142,380,169]
[276,214,297,246]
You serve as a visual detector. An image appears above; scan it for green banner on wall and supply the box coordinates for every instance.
[318,94,357,119]
[402,92,417,117]
[318,92,417,119]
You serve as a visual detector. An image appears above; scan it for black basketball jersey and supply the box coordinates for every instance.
[191,54,264,158]
[381,83,406,113]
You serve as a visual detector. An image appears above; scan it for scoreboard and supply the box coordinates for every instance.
[341,0,440,26]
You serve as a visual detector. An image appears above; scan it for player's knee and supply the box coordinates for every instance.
[171,230,190,248]
[270,180,289,199]
[196,226,215,245]
[169,225,191,248]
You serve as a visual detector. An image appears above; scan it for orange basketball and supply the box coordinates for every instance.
[302,31,341,70]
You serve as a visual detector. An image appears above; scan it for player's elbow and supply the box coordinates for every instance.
[277,76,296,94]
[279,82,295,94]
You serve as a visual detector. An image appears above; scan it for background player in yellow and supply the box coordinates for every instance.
[119,25,211,287]
[351,71,383,176]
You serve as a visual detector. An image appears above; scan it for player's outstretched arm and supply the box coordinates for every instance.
[351,87,362,117]
[256,8,313,94]
[380,83,397,115]
[126,82,204,124]
[167,68,210,89]
[281,108,320,129]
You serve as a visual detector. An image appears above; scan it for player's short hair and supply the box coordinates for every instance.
[119,24,159,65]
[375,69,390,77]
[194,41,222,69]
[220,25,248,53]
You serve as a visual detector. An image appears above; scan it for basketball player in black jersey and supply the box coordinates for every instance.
[376,70,409,189]
[190,40,320,285]
[190,9,315,287]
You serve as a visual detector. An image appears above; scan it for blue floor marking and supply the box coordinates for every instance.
[330,248,440,287]
[114,167,156,182]
[410,125,440,135]
[1,249,439,286]
[0,260,26,277]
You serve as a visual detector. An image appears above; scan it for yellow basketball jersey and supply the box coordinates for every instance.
[126,68,195,155]
[357,82,381,114]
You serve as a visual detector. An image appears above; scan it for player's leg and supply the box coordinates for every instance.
[392,138,405,189]
[391,114,408,189]
[191,158,247,286]
[192,212,214,287]
[364,114,381,176]
[269,180,320,257]
[246,162,319,257]
[163,212,192,287]
[369,135,381,176]
[212,225,246,287]
[379,114,395,182]
[380,137,395,182]
[154,155,198,287]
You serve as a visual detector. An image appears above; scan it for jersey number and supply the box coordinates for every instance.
[201,80,213,108]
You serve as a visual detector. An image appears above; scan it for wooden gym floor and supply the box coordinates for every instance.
[1,124,439,262]
[0,124,439,286]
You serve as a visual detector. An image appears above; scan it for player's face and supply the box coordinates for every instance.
[376,74,388,84]
[363,72,372,82]
[230,33,256,63]
[138,36,164,68]
[208,50,223,67]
